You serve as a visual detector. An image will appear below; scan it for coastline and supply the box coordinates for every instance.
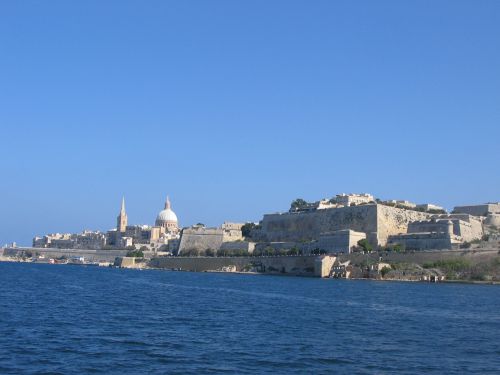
[2,257,498,285]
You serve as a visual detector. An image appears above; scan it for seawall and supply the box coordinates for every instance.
[1,247,128,263]
[149,255,319,276]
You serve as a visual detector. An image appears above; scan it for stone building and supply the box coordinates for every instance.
[387,213,484,250]
[335,193,374,207]
[117,197,128,233]
[316,230,366,254]
[155,196,179,234]
[453,203,500,217]
[33,231,107,250]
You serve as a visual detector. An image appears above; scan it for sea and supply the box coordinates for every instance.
[0,262,498,374]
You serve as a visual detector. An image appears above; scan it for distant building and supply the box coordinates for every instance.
[335,193,374,207]
[416,203,445,212]
[155,196,179,234]
[316,230,366,254]
[117,197,128,232]
[453,203,500,217]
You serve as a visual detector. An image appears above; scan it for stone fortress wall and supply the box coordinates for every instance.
[453,203,500,217]
[178,222,245,254]
[259,204,431,247]
[2,247,128,262]
[150,255,317,275]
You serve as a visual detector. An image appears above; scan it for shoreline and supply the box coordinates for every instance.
[2,258,498,285]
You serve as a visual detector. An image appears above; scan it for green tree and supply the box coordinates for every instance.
[241,222,261,238]
[290,198,308,211]
[380,266,391,278]
[393,243,404,252]
[126,249,144,258]
[357,239,373,253]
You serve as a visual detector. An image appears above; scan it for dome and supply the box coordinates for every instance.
[155,196,179,229]
[156,208,178,223]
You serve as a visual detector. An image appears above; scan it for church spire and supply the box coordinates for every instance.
[121,196,126,214]
[165,195,171,210]
[117,196,128,232]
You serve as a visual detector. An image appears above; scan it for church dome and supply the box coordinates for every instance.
[155,196,178,227]
[156,208,178,223]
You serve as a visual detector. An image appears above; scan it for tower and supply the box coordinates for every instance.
[117,197,128,232]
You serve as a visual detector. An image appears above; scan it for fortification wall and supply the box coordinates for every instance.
[387,233,453,250]
[178,230,223,254]
[149,255,317,275]
[454,204,500,216]
[219,241,255,253]
[339,249,499,266]
[261,204,378,243]
[260,204,431,247]
[376,205,431,245]
[1,247,128,262]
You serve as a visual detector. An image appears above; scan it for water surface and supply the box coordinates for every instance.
[0,262,498,374]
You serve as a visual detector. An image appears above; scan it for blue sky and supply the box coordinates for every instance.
[1,0,499,245]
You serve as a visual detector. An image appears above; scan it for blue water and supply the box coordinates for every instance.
[0,263,499,374]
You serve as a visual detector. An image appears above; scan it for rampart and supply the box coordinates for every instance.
[149,255,318,275]
[260,204,431,246]
[1,247,128,262]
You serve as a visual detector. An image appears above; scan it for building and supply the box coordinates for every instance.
[335,193,374,207]
[385,200,417,209]
[416,203,446,212]
[316,230,366,254]
[453,203,500,217]
[387,213,484,250]
[155,196,179,234]
[117,197,128,232]
[33,231,107,250]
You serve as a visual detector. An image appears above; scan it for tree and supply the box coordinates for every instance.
[380,266,391,278]
[241,222,261,238]
[357,239,373,253]
[287,247,300,256]
[290,198,308,211]
[126,249,144,258]
[393,243,404,252]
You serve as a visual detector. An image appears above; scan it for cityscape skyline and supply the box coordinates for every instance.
[1,1,499,245]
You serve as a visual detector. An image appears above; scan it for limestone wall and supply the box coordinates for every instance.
[314,255,336,278]
[339,249,499,266]
[260,204,431,247]
[486,214,500,227]
[375,205,431,245]
[1,247,128,262]
[219,241,255,253]
[178,228,224,254]
[453,204,500,216]
[316,230,366,254]
[387,233,453,250]
[150,255,317,275]
[261,204,379,243]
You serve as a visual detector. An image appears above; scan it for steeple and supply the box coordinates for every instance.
[117,196,128,232]
[120,196,126,214]
[165,195,171,210]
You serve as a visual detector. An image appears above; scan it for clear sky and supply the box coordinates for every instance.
[1,0,499,246]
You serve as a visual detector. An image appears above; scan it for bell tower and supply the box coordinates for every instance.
[117,197,128,232]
